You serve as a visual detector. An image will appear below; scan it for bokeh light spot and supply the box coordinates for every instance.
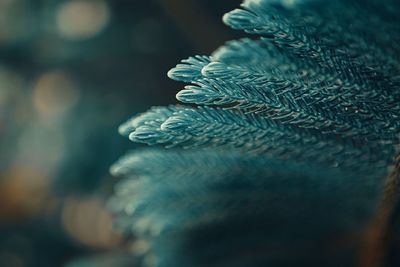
[0,165,50,221]
[56,0,110,41]
[62,197,123,249]
[32,71,79,117]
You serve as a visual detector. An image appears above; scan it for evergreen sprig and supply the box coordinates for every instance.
[111,0,400,266]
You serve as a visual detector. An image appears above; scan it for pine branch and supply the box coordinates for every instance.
[124,106,393,168]
[111,0,400,266]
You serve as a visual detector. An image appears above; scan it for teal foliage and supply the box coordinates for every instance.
[111,0,400,266]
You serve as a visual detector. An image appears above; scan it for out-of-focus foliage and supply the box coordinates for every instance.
[112,0,400,266]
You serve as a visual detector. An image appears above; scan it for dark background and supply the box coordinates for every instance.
[0,1,242,266]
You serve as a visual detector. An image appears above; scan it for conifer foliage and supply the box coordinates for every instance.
[110,0,400,266]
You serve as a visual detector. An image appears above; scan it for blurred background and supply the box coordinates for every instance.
[0,0,241,266]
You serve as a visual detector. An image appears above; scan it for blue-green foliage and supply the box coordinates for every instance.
[111,0,400,266]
